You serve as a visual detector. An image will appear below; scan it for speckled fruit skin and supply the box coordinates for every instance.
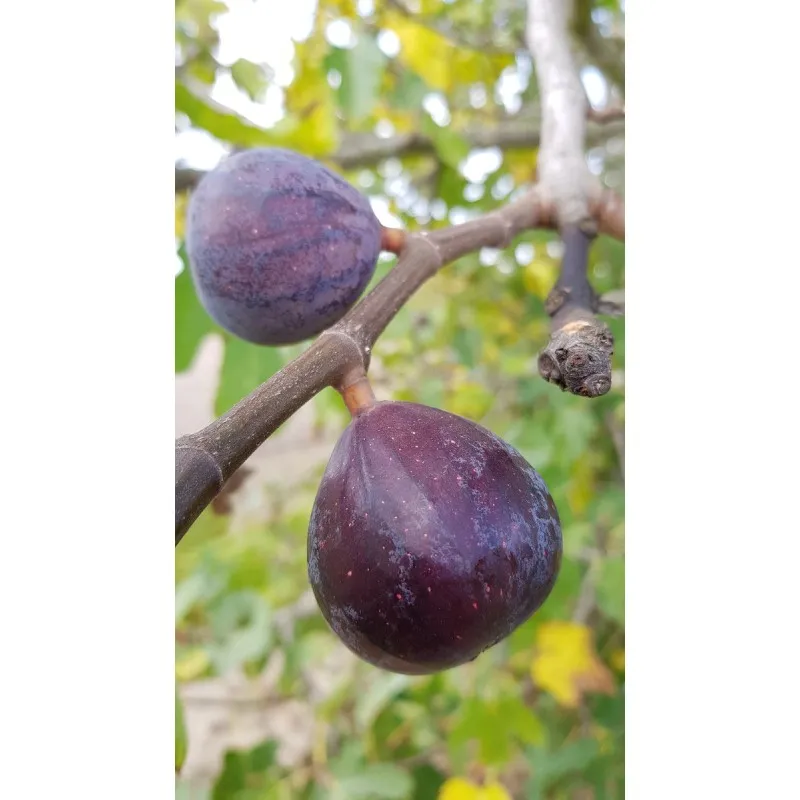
[307,401,563,675]
[185,148,382,345]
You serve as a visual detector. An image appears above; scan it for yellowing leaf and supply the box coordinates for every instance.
[448,379,493,420]
[505,149,538,185]
[610,647,625,672]
[482,340,501,365]
[438,778,512,800]
[523,257,558,300]
[284,16,339,155]
[492,314,517,340]
[319,0,357,15]
[531,621,615,708]
[387,13,450,91]
[482,784,513,800]
[439,778,478,800]
[383,11,513,93]
[283,65,339,156]
[175,192,189,240]
[567,458,595,515]
[176,648,211,681]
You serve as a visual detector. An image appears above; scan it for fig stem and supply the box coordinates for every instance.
[380,226,407,255]
[339,375,377,416]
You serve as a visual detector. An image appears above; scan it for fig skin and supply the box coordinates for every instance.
[186,147,382,345]
[308,401,563,674]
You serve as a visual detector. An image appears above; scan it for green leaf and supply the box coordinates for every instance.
[596,555,625,625]
[525,738,601,795]
[175,570,223,624]
[207,591,273,674]
[355,672,413,731]
[451,327,481,369]
[332,764,413,799]
[390,69,429,111]
[215,334,285,416]
[175,252,215,372]
[326,36,387,122]
[176,684,188,773]
[449,697,509,765]
[497,697,545,746]
[421,115,471,171]
[230,59,268,102]
[411,764,446,800]
[176,80,282,148]
[212,741,278,799]
[436,164,468,207]
[176,778,211,800]
[535,555,583,621]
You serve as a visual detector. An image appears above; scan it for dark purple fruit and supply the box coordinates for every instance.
[307,401,562,674]
[185,148,382,345]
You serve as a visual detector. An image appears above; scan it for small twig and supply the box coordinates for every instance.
[587,105,625,124]
[526,0,624,398]
[538,225,614,398]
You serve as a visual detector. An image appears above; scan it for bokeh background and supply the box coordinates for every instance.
[175,1,625,798]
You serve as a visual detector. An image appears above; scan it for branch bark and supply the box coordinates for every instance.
[175,116,624,192]
[175,188,624,544]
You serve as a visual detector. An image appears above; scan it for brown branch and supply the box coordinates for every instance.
[175,188,624,544]
[527,0,625,399]
[587,105,625,124]
[538,225,614,397]
[175,116,625,192]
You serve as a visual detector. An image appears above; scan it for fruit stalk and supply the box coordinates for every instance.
[339,372,377,417]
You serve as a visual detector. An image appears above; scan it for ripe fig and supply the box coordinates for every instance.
[308,401,562,674]
[185,148,382,345]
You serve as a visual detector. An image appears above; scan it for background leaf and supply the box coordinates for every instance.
[176,684,188,773]
[215,336,285,416]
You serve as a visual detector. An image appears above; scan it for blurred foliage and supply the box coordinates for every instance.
[175,0,625,798]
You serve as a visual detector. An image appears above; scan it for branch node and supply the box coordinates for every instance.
[417,232,445,268]
[318,328,371,373]
[538,316,614,398]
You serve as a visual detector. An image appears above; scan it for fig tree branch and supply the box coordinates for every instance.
[175,187,624,545]
[527,0,621,397]
[175,116,624,192]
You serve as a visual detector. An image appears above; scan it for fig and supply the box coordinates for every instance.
[185,147,382,345]
[308,401,562,674]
